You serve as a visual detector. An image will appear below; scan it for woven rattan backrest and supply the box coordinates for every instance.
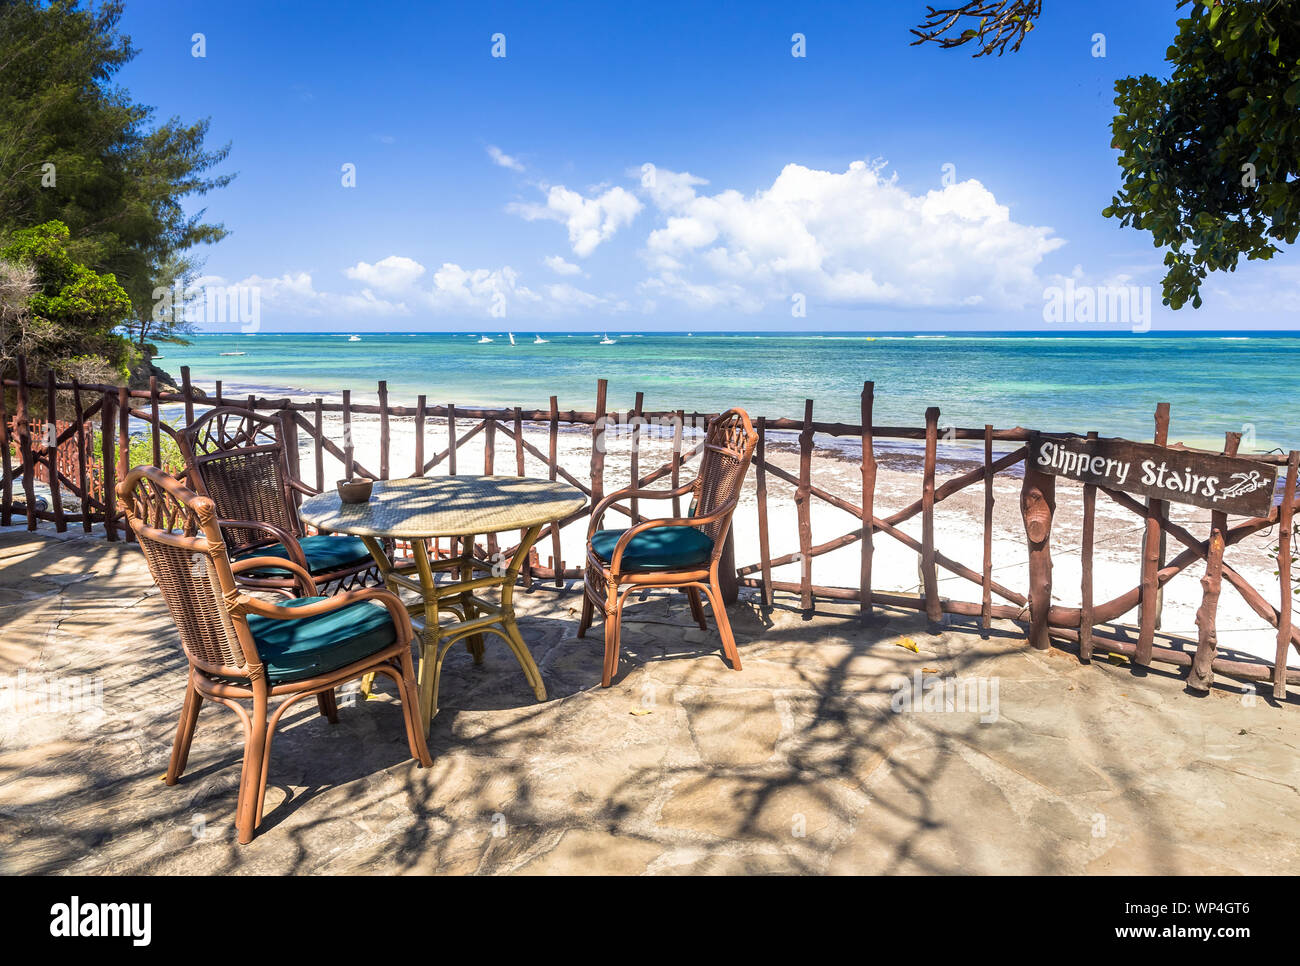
[119,466,255,677]
[691,408,758,543]
[182,408,300,552]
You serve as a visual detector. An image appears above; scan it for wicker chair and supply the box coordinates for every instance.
[578,408,758,686]
[119,465,431,844]
[180,407,379,594]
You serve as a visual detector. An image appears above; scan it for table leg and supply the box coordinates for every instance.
[410,537,442,729]
[498,524,548,702]
[461,535,485,664]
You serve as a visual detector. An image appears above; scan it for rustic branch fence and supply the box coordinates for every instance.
[3,357,1297,697]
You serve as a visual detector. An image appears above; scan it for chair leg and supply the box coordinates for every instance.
[316,688,339,723]
[165,676,202,785]
[235,696,269,845]
[601,590,623,688]
[702,580,742,672]
[577,591,594,638]
[394,653,434,767]
[685,587,707,630]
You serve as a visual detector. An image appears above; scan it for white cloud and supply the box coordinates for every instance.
[487,145,525,172]
[638,159,1064,311]
[510,184,643,257]
[344,255,426,292]
[543,254,583,276]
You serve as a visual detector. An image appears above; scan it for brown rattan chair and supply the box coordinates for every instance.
[578,408,758,686]
[119,465,431,844]
[180,406,379,595]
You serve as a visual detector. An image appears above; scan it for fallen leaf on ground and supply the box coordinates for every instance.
[922,667,940,674]
[630,708,653,716]
[896,637,920,653]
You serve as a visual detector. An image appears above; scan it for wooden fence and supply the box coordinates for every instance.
[2,357,1297,698]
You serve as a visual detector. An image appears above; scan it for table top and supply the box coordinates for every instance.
[298,475,587,539]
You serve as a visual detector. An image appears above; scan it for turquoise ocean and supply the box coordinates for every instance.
[164,331,1299,453]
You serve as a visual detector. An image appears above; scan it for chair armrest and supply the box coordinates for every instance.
[230,556,316,597]
[605,497,739,574]
[219,518,310,571]
[288,477,320,497]
[586,480,698,538]
[238,587,416,642]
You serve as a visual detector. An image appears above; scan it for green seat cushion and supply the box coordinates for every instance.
[244,596,396,684]
[236,534,372,577]
[590,526,714,571]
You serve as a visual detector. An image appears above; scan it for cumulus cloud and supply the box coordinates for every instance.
[543,254,583,276]
[344,255,426,291]
[638,159,1064,311]
[487,145,524,171]
[510,184,643,257]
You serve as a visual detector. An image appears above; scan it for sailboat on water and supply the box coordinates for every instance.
[599,333,616,345]
[508,332,516,346]
[534,334,549,344]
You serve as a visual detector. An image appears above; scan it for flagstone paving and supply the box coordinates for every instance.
[2,526,1298,875]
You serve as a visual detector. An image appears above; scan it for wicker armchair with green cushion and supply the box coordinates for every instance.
[118,465,431,845]
[579,408,759,686]
[180,407,378,594]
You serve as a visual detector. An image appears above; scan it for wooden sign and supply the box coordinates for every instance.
[1028,433,1278,516]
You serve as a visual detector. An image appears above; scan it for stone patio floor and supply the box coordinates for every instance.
[2,526,1299,875]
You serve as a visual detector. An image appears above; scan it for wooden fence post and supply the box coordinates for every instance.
[860,382,876,622]
[414,395,426,477]
[313,397,325,492]
[378,381,390,480]
[591,379,607,529]
[118,386,131,542]
[101,389,117,541]
[1079,431,1098,661]
[1273,451,1299,699]
[447,403,457,476]
[1137,402,1171,665]
[45,371,66,532]
[548,395,563,585]
[756,415,773,608]
[72,379,91,533]
[796,399,814,616]
[342,389,354,479]
[0,366,11,527]
[180,366,195,426]
[921,406,942,623]
[1189,431,1241,691]
[1020,459,1056,650]
[982,424,995,633]
[15,357,36,531]
[149,376,162,468]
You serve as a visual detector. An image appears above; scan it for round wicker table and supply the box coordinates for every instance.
[299,476,587,730]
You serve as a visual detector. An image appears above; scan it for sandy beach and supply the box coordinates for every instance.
[194,382,1292,673]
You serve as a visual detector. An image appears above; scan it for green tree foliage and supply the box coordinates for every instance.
[914,1,1300,310]
[1,220,132,382]
[1104,0,1300,309]
[0,0,232,373]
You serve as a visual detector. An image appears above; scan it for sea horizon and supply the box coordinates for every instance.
[164,330,1300,452]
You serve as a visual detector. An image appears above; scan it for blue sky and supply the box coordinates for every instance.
[117,0,1299,332]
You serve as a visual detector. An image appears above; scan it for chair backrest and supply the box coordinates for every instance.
[181,407,301,553]
[117,465,261,680]
[690,408,759,543]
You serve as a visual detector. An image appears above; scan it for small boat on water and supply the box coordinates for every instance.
[477,335,494,343]
[600,333,616,345]
[508,332,516,346]
[219,351,245,356]
[348,335,362,342]
[534,335,549,344]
